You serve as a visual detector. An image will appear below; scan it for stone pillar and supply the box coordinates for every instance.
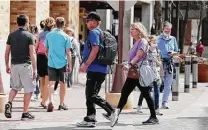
[142,2,153,33]
[10,1,36,32]
[0,1,10,93]
[50,1,79,38]
[123,7,134,61]
[0,1,10,40]
[36,0,49,30]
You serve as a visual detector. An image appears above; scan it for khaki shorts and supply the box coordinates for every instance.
[10,63,35,93]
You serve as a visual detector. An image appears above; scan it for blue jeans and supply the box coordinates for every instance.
[162,62,173,106]
[138,81,160,109]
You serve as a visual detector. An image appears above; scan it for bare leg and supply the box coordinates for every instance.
[8,89,18,102]
[0,71,4,93]
[42,76,49,105]
[39,77,45,99]
[48,81,55,103]
[59,81,66,105]
[23,92,32,113]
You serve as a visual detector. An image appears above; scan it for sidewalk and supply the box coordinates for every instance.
[0,73,208,130]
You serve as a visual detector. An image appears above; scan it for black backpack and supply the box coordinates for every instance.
[96,29,118,65]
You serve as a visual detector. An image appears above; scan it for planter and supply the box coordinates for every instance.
[198,64,208,82]
[0,93,7,113]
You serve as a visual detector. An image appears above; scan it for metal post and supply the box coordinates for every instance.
[184,56,191,93]
[172,56,180,101]
[192,56,198,88]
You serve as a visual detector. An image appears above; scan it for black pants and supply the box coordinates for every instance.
[84,71,114,122]
[117,78,156,118]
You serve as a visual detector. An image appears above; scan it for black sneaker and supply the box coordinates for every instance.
[102,113,111,121]
[58,104,68,110]
[142,117,159,125]
[21,112,35,121]
[5,102,12,118]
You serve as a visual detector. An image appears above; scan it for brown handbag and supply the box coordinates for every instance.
[127,66,139,79]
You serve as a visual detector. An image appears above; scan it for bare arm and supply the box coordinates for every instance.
[45,48,48,58]
[35,34,39,52]
[5,44,11,68]
[66,48,72,69]
[130,49,144,65]
[85,46,99,66]
[29,45,37,72]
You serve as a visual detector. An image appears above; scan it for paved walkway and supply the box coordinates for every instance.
[0,73,208,130]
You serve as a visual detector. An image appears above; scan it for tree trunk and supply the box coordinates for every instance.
[197,2,203,44]
[180,2,190,53]
[154,0,162,35]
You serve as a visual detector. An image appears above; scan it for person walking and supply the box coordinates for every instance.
[4,14,36,120]
[157,21,179,109]
[137,35,163,116]
[65,28,82,87]
[76,12,115,128]
[36,17,55,108]
[29,25,40,102]
[111,22,159,127]
[45,17,72,112]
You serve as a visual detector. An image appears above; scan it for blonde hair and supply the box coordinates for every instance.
[131,22,149,41]
[149,35,157,44]
[44,17,55,31]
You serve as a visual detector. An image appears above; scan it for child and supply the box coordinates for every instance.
[137,35,163,116]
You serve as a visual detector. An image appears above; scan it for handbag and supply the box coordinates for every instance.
[127,66,139,79]
[138,48,157,87]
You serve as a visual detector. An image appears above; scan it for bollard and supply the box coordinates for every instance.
[184,56,191,93]
[172,56,180,101]
[192,56,198,88]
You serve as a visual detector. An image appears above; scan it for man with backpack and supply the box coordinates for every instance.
[77,12,116,128]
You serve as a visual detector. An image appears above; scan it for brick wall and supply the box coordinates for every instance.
[10,1,36,32]
[0,1,10,40]
[50,1,69,24]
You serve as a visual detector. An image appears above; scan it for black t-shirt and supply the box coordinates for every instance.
[6,28,35,64]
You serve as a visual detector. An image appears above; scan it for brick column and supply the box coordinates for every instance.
[50,1,79,38]
[0,1,10,40]
[10,1,36,32]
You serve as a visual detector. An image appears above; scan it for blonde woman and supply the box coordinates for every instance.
[110,23,159,127]
[36,17,55,108]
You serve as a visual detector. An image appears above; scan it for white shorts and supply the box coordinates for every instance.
[10,63,35,93]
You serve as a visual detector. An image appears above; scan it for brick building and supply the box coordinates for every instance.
[0,0,79,40]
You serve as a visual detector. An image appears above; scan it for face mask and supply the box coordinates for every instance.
[150,43,157,48]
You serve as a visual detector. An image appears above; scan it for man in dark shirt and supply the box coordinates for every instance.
[4,14,37,120]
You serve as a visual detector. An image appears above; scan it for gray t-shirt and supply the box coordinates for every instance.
[6,28,35,64]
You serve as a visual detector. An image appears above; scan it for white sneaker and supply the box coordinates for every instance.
[155,109,163,116]
[76,120,96,127]
[137,105,142,113]
[111,109,120,127]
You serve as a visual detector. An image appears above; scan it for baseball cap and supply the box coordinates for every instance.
[83,12,101,21]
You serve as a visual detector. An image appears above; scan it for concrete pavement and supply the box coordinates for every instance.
[0,73,208,130]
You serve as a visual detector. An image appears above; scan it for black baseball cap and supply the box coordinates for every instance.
[83,12,101,21]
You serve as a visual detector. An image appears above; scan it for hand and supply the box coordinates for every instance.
[67,65,72,73]
[32,70,37,80]
[80,63,88,72]
[122,65,129,71]
[6,66,11,74]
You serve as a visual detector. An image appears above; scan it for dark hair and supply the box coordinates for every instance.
[17,14,29,26]
[40,20,45,29]
[29,25,38,35]
[56,17,65,28]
